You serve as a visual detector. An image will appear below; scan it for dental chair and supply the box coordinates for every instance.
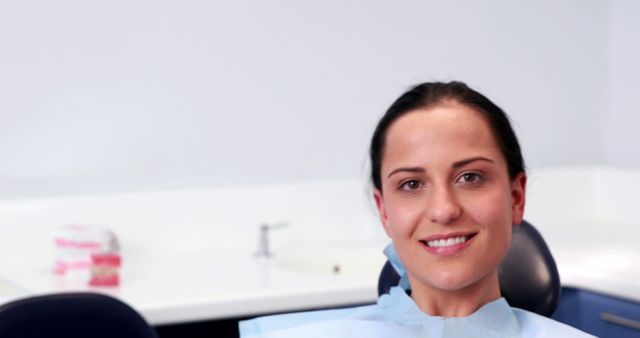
[0,292,158,338]
[377,220,561,317]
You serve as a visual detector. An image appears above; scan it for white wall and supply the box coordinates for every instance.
[0,1,612,196]
[605,0,640,168]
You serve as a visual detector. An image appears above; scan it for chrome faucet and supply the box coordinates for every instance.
[255,222,288,258]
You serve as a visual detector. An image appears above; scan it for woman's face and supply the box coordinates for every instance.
[374,102,526,296]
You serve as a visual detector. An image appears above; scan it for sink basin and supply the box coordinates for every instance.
[276,247,387,278]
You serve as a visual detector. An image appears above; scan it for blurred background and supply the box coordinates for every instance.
[0,0,637,197]
[1,3,639,337]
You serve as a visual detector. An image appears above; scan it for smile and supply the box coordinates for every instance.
[425,235,470,248]
[419,232,477,256]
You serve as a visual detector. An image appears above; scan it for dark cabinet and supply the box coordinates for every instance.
[552,287,640,338]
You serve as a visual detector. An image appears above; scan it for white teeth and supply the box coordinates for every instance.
[426,236,468,248]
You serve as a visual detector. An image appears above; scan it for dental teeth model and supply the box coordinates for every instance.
[53,225,121,287]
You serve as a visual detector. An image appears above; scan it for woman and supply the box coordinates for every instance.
[240,81,593,337]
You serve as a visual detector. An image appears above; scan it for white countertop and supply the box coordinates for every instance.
[538,221,640,304]
[0,245,387,325]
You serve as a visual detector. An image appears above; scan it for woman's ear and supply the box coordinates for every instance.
[373,189,391,236]
[511,172,527,225]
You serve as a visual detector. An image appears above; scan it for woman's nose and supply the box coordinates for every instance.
[426,187,462,225]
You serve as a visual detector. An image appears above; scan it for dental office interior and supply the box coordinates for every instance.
[0,0,639,337]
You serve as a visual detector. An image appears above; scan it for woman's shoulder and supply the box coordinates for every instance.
[511,308,596,338]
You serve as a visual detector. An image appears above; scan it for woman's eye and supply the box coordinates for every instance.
[458,172,483,184]
[400,179,422,191]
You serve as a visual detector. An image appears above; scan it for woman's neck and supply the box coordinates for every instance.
[407,271,501,317]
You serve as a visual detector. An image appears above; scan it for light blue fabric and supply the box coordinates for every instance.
[382,243,411,290]
[239,244,595,337]
[239,286,594,337]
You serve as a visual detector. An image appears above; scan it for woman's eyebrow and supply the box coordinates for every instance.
[385,157,493,179]
[452,156,494,168]
[386,167,425,179]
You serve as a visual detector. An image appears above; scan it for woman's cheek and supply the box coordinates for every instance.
[388,200,423,237]
[462,187,509,221]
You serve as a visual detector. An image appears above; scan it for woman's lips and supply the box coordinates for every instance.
[419,232,477,256]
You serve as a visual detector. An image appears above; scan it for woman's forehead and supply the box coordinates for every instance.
[381,104,503,172]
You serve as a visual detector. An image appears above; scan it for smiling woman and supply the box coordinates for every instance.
[372,88,526,317]
[239,82,594,337]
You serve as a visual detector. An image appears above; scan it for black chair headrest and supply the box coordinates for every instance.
[0,292,158,338]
